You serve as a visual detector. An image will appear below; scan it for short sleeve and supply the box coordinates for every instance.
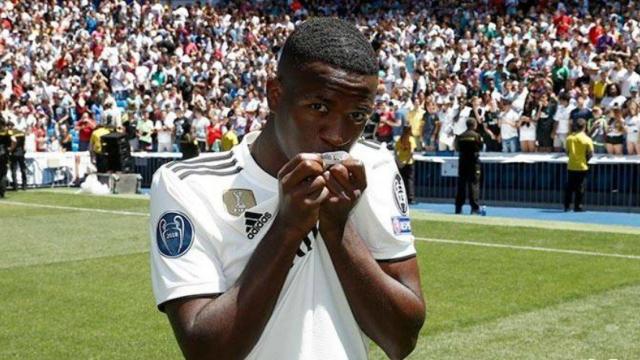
[150,167,227,310]
[350,151,416,260]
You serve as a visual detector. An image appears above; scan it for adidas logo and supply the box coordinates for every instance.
[245,211,273,239]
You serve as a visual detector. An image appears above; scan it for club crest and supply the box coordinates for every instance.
[392,173,409,215]
[156,212,194,258]
[223,189,257,216]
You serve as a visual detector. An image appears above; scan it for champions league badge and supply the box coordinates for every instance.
[392,173,409,215]
[156,212,194,258]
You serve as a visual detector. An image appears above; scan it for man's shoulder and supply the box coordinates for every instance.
[578,132,593,144]
[154,150,242,192]
[351,138,394,168]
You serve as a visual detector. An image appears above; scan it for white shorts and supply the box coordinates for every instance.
[627,131,639,143]
[519,125,537,142]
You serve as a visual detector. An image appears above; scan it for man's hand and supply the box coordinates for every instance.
[319,158,367,232]
[277,153,329,239]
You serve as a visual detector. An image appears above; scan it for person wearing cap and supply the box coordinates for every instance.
[564,118,593,212]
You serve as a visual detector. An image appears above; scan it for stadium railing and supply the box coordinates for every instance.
[10,151,640,213]
[415,153,640,212]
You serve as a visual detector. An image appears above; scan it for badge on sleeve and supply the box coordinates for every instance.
[392,173,409,215]
[156,211,194,258]
[391,216,412,235]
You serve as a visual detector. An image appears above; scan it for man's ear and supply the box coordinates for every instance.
[266,77,283,113]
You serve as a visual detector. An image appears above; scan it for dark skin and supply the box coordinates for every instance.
[164,61,425,360]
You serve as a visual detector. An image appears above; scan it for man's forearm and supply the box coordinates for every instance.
[321,221,424,360]
[174,215,304,360]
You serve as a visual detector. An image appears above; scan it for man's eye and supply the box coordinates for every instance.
[350,112,367,123]
[310,103,328,113]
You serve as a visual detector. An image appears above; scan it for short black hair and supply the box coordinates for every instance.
[573,118,587,132]
[277,17,378,76]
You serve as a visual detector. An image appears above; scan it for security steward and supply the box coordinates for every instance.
[564,118,593,212]
[89,124,112,173]
[0,118,11,198]
[7,122,27,191]
[454,118,483,214]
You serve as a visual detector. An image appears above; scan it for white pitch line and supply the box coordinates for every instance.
[0,200,149,217]
[3,200,639,260]
[416,237,640,260]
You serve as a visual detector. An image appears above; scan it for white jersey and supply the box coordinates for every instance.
[150,131,416,360]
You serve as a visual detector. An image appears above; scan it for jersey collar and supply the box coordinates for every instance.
[237,131,279,191]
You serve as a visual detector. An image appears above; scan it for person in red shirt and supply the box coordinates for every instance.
[553,10,573,39]
[206,117,223,151]
[34,122,47,152]
[589,18,605,45]
[76,112,96,151]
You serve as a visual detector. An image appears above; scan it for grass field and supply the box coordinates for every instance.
[1,190,639,359]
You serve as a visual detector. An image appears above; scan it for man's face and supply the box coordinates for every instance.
[268,62,377,159]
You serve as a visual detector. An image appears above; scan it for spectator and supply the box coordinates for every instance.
[221,121,238,152]
[518,100,537,153]
[138,114,154,152]
[605,106,625,155]
[552,92,575,152]
[534,93,556,153]
[75,112,95,152]
[499,98,519,153]
[601,83,626,110]
[0,0,638,159]
[587,106,607,154]
[624,101,640,155]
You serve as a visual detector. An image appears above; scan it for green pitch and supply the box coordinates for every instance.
[1,190,639,359]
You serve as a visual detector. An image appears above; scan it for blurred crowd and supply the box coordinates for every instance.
[0,0,639,156]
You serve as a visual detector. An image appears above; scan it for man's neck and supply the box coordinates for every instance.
[249,124,288,179]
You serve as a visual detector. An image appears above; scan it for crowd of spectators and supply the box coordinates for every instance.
[0,0,639,157]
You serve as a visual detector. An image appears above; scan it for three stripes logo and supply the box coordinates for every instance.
[245,211,273,239]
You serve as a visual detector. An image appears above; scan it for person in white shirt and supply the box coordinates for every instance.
[437,98,457,151]
[552,92,576,151]
[150,18,424,360]
[624,101,640,155]
[499,98,520,153]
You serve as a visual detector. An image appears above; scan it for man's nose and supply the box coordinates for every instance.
[320,117,348,148]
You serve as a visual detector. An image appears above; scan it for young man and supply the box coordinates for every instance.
[564,118,594,212]
[552,92,575,152]
[498,97,519,153]
[150,18,425,360]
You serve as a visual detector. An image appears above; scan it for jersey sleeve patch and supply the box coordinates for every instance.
[392,173,409,215]
[156,211,195,257]
[391,216,412,235]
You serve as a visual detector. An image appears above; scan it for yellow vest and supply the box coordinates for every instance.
[566,131,594,171]
[221,130,239,151]
[395,137,417,165]
[90,127,112,154]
